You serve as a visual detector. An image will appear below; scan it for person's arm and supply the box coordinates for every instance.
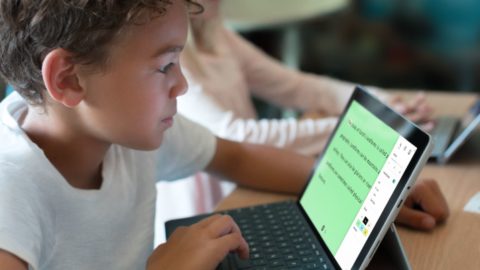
[150,137,312,269]
[226,28,434,126]
[224,28,354,116]
[220,116,337,156]
[178,84,338,156]
[0,250,28,270]
[206,138,314,194]
[206,138,449,227]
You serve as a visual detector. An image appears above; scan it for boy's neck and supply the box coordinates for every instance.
[21,106,109,190]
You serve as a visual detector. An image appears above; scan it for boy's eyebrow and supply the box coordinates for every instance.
[151,45,184,58]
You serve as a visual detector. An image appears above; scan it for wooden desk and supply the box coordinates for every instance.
[217,91,480,270]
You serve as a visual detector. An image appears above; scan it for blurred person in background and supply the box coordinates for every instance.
[155,0,435,245]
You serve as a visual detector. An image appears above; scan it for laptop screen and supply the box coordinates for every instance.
[299,92,420,269]
[441,99,480,163]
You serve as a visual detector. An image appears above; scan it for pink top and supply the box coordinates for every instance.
[179,27,382,155]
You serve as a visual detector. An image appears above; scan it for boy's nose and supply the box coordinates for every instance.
[170,70,188,98]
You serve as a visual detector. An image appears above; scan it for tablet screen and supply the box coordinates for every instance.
[299,89,430,269]
[300,99,417,269]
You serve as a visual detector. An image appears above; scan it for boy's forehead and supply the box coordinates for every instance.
[112,1,188,56]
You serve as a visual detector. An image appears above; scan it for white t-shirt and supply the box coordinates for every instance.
[0,93,216,270]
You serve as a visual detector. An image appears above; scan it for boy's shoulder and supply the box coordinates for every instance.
[0,93,54,190]
[0,142,53,200]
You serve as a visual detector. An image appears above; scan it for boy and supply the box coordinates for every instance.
[0,1,448,269]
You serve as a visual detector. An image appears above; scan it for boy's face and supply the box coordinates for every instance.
[76,0,188,150]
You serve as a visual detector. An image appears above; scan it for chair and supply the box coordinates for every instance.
[0,81,7,101]
[1,84,13,101]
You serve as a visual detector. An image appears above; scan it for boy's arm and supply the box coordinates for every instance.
[0,250,28,270]
[205,138,449,230]
[205,138,315,195]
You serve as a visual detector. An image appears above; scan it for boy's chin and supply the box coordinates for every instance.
[125,136,164,151]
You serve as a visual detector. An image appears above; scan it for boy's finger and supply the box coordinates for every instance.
[412,181,449,221]
[214,232,250,260]
[396,207,436,230]
[205,215,249,261]
[195,214,224,228]
[207,214,242,238]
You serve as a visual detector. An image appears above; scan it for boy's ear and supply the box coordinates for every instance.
[42,49,85,108]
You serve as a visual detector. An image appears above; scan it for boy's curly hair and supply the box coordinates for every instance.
[0,0,201,106]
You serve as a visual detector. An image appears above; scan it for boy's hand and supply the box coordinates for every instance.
[396,179,449,230]
[390,92,435,132]
[147,214,249,270]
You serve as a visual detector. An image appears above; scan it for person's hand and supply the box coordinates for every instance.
[389,92,435,131]
[396,179,449,230]
[147,214,249,270]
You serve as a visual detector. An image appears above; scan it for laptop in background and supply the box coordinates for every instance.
[166,86,432,270]
[430,98,480,164]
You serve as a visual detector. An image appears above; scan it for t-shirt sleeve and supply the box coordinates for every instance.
[0,164,51,270]
[155,114,217,181]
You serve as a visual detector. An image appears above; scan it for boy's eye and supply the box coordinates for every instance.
[157,63,175,74]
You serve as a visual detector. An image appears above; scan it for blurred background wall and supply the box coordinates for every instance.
[223,0,480,93]
[2,0,479,100]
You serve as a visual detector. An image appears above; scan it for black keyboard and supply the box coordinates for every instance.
[218,201,334,270]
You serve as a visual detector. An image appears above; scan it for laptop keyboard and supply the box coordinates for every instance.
[219,201,334,270]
